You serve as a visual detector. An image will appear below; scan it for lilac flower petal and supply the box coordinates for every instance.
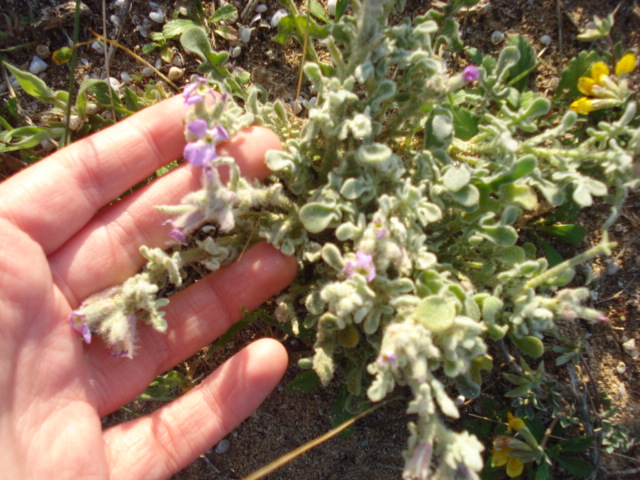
[169,228,186,242]
[69,311,92,344]
[187,119,209,138]
[213,124,230,143]
[184,140,218,167]
[463,65,479,83]
[342,260,355,278]
[183,94,204,106]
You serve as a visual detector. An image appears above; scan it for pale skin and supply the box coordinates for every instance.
[0,96,297,479]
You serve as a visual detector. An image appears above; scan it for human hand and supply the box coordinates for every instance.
[0,96,297,479]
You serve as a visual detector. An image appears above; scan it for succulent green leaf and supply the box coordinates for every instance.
[414,296,456,332]
[510,334,544,357]
[300,203,337,233]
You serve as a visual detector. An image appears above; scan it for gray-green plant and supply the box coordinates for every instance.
[69,0,639,478]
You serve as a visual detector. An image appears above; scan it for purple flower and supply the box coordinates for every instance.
[342,251,376,282]
[163,220,187,243]
[462,65,479,83]
[69,311,92,344]
[183,120,230,167]
[183,76,213,106]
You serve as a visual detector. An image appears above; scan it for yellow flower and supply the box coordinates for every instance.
[578,76,596,95]
[616,53,637,76]
[508,412,526,432]
[590,62,610,84]
[491,436,525,478]
[570,97,595,115]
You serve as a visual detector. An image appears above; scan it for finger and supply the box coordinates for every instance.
[49,125,281,305]
[103,338,287,480]
[86,242,297,416]
[0,95,189,254]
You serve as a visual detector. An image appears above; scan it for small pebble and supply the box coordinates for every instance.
[29,56,48,74]
[154,57,163,69]
[142,66,154,77]
[454,395,466,406]
[215,438,230,454]
[239,26,252,43]
[102,110,113,119]
[149,9,164,23]
[91,40,105,54]
[270,9,288,28]
[35,44,50,59]
[172,55,184,67]
[605,264,619,275]
[86,102,98,115]
[540,35,551,46]
[120,72,131,83]
[616,361,627,374]
[491,31,504,44]
[110,14,121,26]
[614,223,623,232]
[255,4,267,13]
[231,46,242,58]
[167,66,184,81]
[622,338,636,352]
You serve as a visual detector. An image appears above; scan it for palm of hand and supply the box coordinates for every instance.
[0,97,296,479]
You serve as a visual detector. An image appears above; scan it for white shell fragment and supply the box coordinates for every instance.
[215,438,230,454]
[541,35,551,46]
[255,4,267,13]
[149,9,164,24]
[270,9,288,28]
[120,72,131,83]
[239,26,252,43]
[327,0,337,16]
[167,66,184,81]
[68,115,83,131]
[231,46,242,58]
[491,31,504,44]
[616,362,627,374]
[142,66,154,77]
[91,41,105,54]
[108,77,121,91]
[29,56,48,74]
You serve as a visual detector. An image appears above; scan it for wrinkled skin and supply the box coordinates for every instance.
[0,96,297,479]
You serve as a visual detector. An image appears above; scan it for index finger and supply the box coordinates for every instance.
[0,96,189,254]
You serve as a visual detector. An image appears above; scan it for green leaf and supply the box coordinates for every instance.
[139,371,188,401]
[335,0,349,19]
[535,234,565,267]
[209,4,237,23]
[286,369,321,394]
[309,0,330,23]
[163,19,198,38]
[214,24,239,42]
[414,296,456,332]
[553,456,595,478]
[554,50,599,102]
[299,203,337,233]
[510,334,544,357]
[443,164,470,192]
[534,462,551,480]
[452,107,478,140]
[505,34,537,91]
[538,224,586,244]
[560,436,595,453]
[180,25,214,63]
[3,62,62,108]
